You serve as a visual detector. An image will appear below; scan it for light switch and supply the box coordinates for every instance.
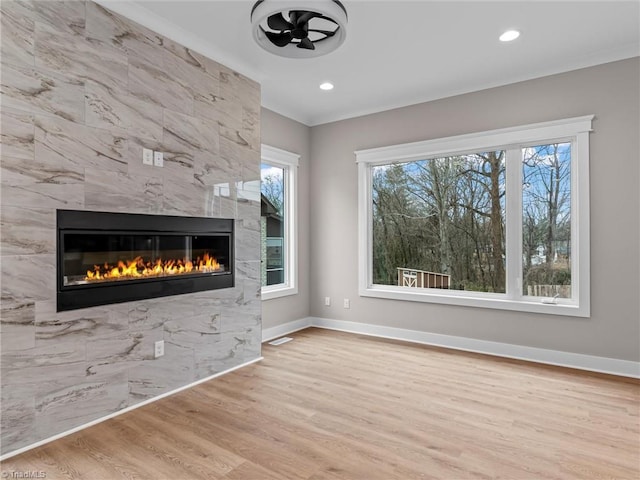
[153,151,164,167]
[143,148,153,165]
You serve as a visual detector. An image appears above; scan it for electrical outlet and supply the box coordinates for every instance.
[154,340,164,358]
[142,148,153,165]
[153,151,164,167]
[324,296,331,306]
[343,298,350,309]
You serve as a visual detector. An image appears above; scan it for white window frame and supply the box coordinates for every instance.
[261,144,299,300]
[356,116,593,317]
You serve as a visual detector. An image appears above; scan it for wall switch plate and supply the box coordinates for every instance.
[154,340,164,358]
[324,296,331,306]
[343,298,350,309]
[153,151,164,167]
[143,148,153,166]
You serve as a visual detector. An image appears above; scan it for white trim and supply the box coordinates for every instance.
[355,115,594,165]
[356,116,592,317]
[261,144,300,299]
[262,317,313,342]
[0,356,263,461]
[307,317,640,379]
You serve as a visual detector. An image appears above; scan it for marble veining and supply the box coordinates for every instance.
[1,0,261,456]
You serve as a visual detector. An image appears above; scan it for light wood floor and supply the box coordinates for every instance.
[2,328,639,479]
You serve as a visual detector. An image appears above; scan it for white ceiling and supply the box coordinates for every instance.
[99,1,640,126]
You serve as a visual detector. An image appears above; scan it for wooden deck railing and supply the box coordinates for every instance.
[397,268,451,289]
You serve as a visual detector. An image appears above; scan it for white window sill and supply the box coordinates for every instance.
[360,285,589,317]
[262,285,298,301]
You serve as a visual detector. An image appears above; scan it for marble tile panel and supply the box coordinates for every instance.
[35,26,128,91]
[35,302,127,344]
[193,333,245,379]
[0,254,55,302]
[194,96,241,126]
[85,2,164,63]
[86,330,157,363]
[219,123,252,150]
[0,392,37,456]
[163,38,221,82]
[127,136,197,185]
[128,343,195,402]
[125,136,165,178]
[163,109,219,155]
[31,0,86,36]
[0,179,84,209]
[1,153,83,186]
[128,58,194,115]
[35,114,128,174]
[164,311,222,349]
[0,206,55,255]
[219,65,260,111]
[35,371,129,439]
[0,300,35,350]
[242,105,261,152]
[235,219,261,263]
[84,168,163,213]
[0,108,35,160]
[0,299,35,331]
[1,340,86,378]
[220,136,258,174]
[194,153,242,189]
[0,62,84,122]
[162,39,219,108]
[235,260,261,283]
[0,0,35,67]
[85,80,163,142]
[162,177,207,217]
[118,297,198,331]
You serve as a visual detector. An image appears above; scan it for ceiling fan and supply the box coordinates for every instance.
[251,1,348,58]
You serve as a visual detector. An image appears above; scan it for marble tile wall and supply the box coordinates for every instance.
[0,0,261,456]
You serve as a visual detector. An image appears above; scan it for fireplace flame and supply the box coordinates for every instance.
[86,253,221,282]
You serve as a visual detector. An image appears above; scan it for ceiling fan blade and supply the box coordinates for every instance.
[308,29,336,37]
[289,10,299,26]
[297,37,315,50]
[267,13,293,31]
[296,11,321,25]
[265,30,293,47]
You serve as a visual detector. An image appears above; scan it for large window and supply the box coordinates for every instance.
[357,116,592,316]
[260,144,299,299]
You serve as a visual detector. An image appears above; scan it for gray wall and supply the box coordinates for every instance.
[1,0,261,455]
[309,58,640,362]
[260,108,311,329]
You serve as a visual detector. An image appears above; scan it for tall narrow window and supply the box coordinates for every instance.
[522,143,572,299]
[260,145,299,299]
[357,116,592,317]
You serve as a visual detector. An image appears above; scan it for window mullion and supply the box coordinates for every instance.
[505,148,523,299]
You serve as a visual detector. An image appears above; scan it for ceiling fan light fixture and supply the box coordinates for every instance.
[251,0,348,58]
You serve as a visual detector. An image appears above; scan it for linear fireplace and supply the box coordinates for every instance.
[57,210,234,311]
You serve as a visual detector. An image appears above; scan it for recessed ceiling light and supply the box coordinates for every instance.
[319,82,334,91]
[499,30,520,42]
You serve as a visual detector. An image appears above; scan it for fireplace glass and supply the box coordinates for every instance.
[62,233,230,287]
[57,210,234,311]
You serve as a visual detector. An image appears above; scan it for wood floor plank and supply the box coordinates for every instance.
[2,327,639,479]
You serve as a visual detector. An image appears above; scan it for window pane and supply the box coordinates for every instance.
[522,143,571,298]
[372,152,506,293]
[260,163,285,287]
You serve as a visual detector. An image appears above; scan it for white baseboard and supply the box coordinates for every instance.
[263,317,639,379]
[0,356,263,461]
[262,317,312,342]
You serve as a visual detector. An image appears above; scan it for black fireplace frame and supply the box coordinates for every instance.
[57,210,234,311]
